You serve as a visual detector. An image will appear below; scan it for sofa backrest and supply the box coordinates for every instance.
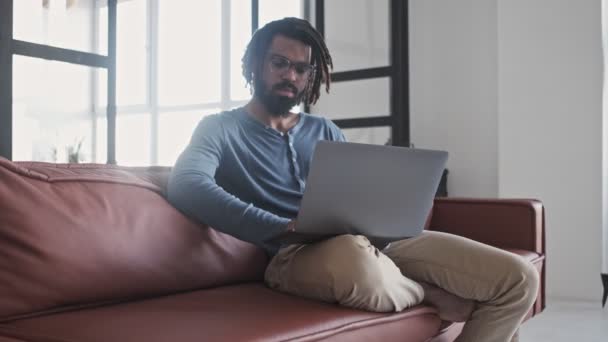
[0,158,268,322]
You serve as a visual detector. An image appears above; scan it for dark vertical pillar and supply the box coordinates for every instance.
[303,0,311,23]
[107,0,117,164]
[251,0,259,34]
[315,0,324,37]
[602,273,607,307]
[304,0,324,114]
[0,0,13,160]
[390,0,410,147]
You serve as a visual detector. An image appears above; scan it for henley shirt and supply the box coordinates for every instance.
[167,107,345,255]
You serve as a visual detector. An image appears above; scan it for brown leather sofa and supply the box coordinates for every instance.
[0,158,545,342]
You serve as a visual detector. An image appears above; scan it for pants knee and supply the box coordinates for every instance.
[506,255,540,307]
[326,235,424,312]
[320,235,379,277]
[522,260,540,303]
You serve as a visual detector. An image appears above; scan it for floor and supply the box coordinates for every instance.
[519,299,608,341]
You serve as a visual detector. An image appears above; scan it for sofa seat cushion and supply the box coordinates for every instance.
[0,283,442,342]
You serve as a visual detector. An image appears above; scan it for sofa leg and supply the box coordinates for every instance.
[602,273,607,308]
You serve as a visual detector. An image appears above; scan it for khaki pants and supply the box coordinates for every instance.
[264,232,539,342]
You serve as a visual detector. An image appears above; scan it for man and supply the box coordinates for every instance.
[168,18,539,342]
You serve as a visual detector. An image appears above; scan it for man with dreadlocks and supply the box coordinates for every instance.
[168,18,538,342]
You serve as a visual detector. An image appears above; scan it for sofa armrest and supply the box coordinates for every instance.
[429,197,547,318]
[429,197,545,255]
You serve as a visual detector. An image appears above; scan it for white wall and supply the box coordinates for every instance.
[409,0,499,198]
[497,0,603,300]
[410,0,604,300]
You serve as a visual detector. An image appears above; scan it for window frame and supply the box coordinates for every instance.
[0,0,118,162]
[101,0,304,166]
[309,0,410,147]
[0,0,409,162]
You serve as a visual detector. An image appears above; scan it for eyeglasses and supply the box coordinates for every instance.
[267,54,315,79]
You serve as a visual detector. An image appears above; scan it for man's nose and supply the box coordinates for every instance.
[282,66,298,82]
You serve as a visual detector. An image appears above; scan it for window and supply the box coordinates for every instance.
[158,1,222,107]
[4,0,409,163]
[342,126,392,145]
[13,0,101,54]
[259,0,302,27]
[103,0,304,166]
[13,55,105,162]
[98,0,146,107]
[313,77,391,120]
[157,109,219,166]
[2,0,305,164]
[309,0,410,147]
[8,0,108,162]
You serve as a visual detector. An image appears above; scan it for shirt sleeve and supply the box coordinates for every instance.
[167,114,291,251]
[324,118,347,142]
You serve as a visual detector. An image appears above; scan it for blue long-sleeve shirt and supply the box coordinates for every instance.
[167,107,345,255]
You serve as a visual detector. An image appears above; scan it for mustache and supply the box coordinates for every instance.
[272,82,298,94]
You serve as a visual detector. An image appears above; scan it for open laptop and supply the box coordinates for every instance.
[267,140,448,246]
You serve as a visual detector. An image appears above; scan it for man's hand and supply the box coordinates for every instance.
[286,220,297,232]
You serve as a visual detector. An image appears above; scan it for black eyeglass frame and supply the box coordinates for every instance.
[267,53,315,80]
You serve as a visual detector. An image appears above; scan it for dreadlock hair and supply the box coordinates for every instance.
[242,17,333,106]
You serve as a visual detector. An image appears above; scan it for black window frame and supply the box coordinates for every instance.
[308,0,410,147]
[0,0,409,161]
[0,0,118,163]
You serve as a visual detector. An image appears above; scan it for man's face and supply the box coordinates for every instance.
[254,34,313,117]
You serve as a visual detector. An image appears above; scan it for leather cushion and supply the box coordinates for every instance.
[0,283,442,342]
[0,159,267,322]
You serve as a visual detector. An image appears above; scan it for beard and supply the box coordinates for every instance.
[254,77,306,117]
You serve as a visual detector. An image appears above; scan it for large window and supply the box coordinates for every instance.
[2,0,304,165]
[2,0,409,164]
[8,0,110,163]
[13,55,107,163]
[310,0,409,147]
[102,0,304,166]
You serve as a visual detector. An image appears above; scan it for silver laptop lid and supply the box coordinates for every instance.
[295,141,448,241]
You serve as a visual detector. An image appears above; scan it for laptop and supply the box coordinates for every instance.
[267,140,448,246]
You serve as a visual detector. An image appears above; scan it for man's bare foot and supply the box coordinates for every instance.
[420,282,475,322]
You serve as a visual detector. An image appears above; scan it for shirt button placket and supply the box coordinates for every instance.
[287,135,303,191]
